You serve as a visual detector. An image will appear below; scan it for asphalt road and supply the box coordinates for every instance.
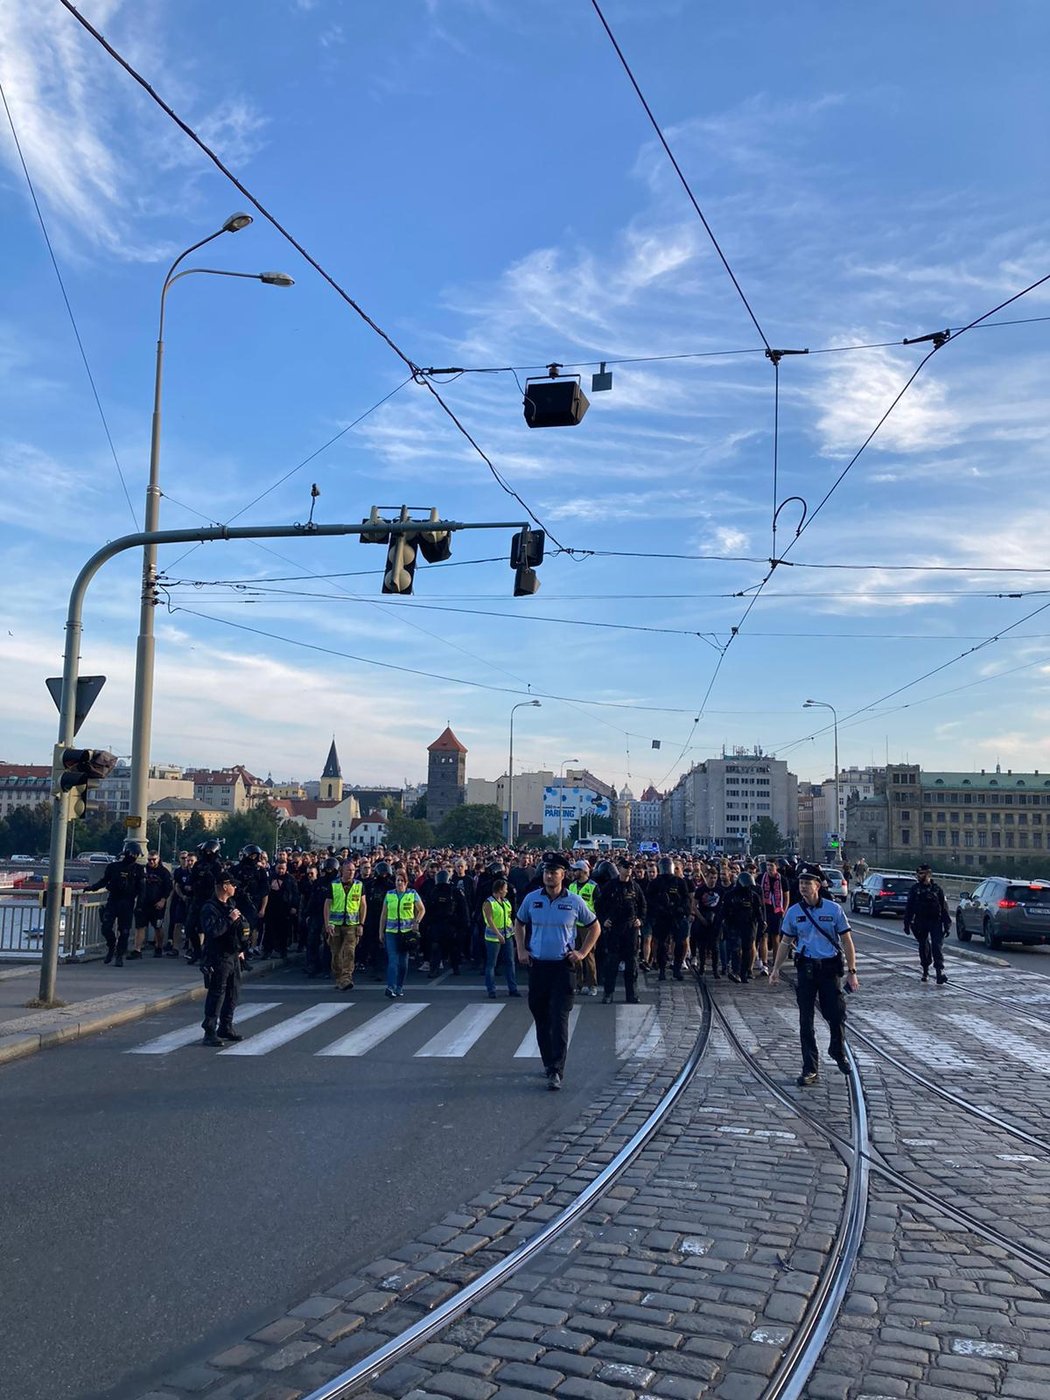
[0,973,635,1400]
[848,906,1050,976]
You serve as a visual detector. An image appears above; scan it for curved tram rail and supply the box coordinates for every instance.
[714,993,1050,1282]
[303,989,713,1400]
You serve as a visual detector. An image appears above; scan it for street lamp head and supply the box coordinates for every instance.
[222,212,253,233]
[529,700,541,707]
[259,271,295,287]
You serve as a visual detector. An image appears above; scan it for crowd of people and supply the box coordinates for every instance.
[85,841,881,1083]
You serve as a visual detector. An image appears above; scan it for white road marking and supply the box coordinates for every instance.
[514,1006,580,1058]
[127,1002,278,1055]
[414,1003,504,1057]
[315,1001,427,1056]
[853,1007,962,1072]
[941,1010,1050,1074]
[615,1004,665,1059]
[219,1002,348,1056]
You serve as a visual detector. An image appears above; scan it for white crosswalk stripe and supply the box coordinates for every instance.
[316,1002,427,1057]
[220,1002,349,1056]
[941,1011,1050,1074]
[127,1002,278,1055]
[615,1004,665,1060]
[852,1007,962,1072]
[514,1007,580,1058]
[415,1003,504,1057]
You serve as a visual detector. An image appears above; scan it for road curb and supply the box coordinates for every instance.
[0,957,292,1068]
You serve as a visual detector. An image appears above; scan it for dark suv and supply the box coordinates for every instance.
[955,877,1050,948]
[850,873,916,918]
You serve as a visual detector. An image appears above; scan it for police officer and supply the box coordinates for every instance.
[199,869,250,1046]
[167,851,195,956]
[424,869,469,977]
[569,860,599,996]
[513,854,600,1091]
[595,857,646,1004]
[771,869,860,1086]
[231,845,269,958]
[904,863,951,985]
[86,842,144,967]
[362,858,395,980]
[185,839,224,964]
[648,856,694,982]
[324,858,366,990]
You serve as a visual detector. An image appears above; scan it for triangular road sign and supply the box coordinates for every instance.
[45,676,106,738]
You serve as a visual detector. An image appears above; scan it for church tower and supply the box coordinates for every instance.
[427,726,467,826]
[321,739,343,803]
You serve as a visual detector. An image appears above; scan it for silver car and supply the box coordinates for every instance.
[955,877,1050,948]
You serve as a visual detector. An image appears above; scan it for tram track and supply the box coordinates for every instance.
[714,992,1050,1282]
[300,989,714,1400]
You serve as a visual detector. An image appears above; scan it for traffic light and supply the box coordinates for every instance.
[510,527,545,596]
[382,532,418,595]
[53,746,118,818]
[416,507,452,564]
[523,370,590,428]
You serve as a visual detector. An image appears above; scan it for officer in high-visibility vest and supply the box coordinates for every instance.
[323,858,367,992]
[383,869,424,999]
[569,860,600,996]
[482,875,521,999]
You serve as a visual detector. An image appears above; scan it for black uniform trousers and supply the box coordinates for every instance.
[100,898,135,957]
[527,959,575,1077]
[602,928,639,999]
[795,954,847,1075]
[912,925,946,974]
[202,953,241,1033]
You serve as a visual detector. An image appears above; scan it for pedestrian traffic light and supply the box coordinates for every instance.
[53,746,118,818]
[510,528,545,596]
[382,532,418,594]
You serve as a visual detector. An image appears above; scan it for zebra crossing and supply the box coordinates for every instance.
[126,998,664,1063]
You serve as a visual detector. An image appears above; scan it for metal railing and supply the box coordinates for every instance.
[0,890,107,961]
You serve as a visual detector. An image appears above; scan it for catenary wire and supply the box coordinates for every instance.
[588,0,771,353]
[56,0,565,549]
[0,78,138,529]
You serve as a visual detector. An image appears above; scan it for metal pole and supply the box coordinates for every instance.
[833,707,841,858]
[38,515,527,1003]
[507,713,515,845]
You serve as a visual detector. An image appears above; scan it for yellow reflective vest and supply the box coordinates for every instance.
[329,881,363,925]
[384,889,418,934]
[484,897,513,943]
[570,880,597,927]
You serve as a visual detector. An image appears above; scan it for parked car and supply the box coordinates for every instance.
[638,841,661,856]
[80,851,113,864]
[9,854,35,863]
[824,871,848,902]
[955,877,1050,948]
[850,873,917,918]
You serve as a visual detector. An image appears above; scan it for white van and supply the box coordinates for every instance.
[572,838,601,854]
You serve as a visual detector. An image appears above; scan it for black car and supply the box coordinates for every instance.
[955,877,1050,948]
[850,873,916,918]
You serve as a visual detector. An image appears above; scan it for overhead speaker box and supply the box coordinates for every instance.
[523,375,590,428]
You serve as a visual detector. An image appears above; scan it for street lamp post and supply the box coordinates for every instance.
[507,701,541,843]
[558,758,580,850]
[804,699,840,859]
[127,212,294,858]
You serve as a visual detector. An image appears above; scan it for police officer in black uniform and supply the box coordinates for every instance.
[86,842,144,967]
[904,863,951,985]
[595,857,647,1004]
[199,869,250,1046]
[361,859,395,979]
[232,844,270,958]
[306,856,339,978]
[185,838,224,964]
[425,869,470,977]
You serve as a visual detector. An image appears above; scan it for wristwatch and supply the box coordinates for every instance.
[847,967,857,974]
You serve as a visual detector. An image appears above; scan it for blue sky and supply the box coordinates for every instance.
[1,0,1048,794]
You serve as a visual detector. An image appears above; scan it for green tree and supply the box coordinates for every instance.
[0,803,52,857]
[750,816,786,854]
[409,794,428,820]
[218,804,311,856]
[386,811,435,849]
[436,804,504,847]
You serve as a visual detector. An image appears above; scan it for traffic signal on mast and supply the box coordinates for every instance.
[53,746,119,819]
[382,532,418,595]
[510,528,545,596]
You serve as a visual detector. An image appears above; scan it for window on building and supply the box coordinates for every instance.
[1020,832,1030,849]
[963,812,973,824]
[964,831,974,847]
[1035,833,1044,849]
[950,813,959,824]
[937,812,947,823]
[900,829,911,845]
[978,831,987,847]
[1005,814,1014,825]
[923,831,933,846]
[923,811,933,823]
[950,830,960,846]
[991,831,1001,848]
[901,810,911,820]
[1019,813,1028,825]
[1006,832,1015,848]
[937,830,947,846]
[964,854,974,865]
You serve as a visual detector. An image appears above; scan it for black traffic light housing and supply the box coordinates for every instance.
[382,534,418,595]
[54,747,119,819]
[510,528,545,596]
[523,367,589,429]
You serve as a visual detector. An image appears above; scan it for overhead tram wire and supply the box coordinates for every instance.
[0,78,137,529]
[164,604,704,716]
[56,1,564,552]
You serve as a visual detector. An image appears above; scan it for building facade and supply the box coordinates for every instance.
[664,750,798,852]
[426,727,467,827]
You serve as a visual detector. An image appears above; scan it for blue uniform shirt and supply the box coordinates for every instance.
[781,897,850,959]
[516,888,597,961]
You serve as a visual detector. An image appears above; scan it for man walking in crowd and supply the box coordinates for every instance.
[383,868,424,999]
[648,856,694,982]
[771,868,860,1086]
[595,857,646,1005]
[131,849,173,959]
[324,857,366,991]
[904,863,951,985]
[514,853,601,1091]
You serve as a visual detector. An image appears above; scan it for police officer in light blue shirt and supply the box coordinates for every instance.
[771,867,859,1086]
[514,853,601,1091]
